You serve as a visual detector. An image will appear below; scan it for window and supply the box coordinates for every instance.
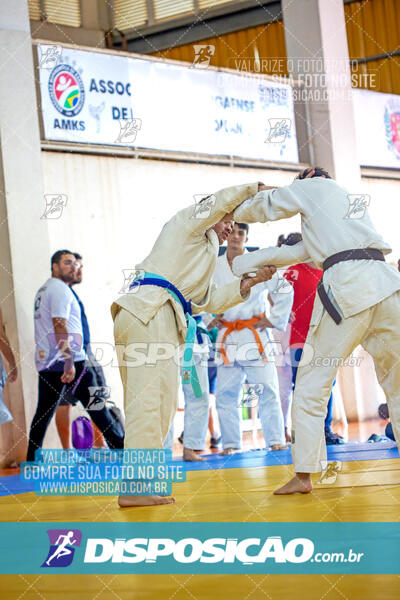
[28,0,41,21]
[198,0,233,8]
[28,0,82,28]
[112,0,249,33]
[113,0,148,31]
[153,0,194,21]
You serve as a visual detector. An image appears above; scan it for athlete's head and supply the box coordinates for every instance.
[296,166,332,180]
[51,250,76,284]
[211,212,234,245]
[284,232,302,246]
[227,222,249,252]
[72,252,83,285]
[277,234,286,247]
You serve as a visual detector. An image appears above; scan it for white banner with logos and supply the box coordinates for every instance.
[37,44,299,163]
[353,88,400,168]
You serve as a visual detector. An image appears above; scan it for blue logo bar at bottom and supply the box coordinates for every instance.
[0,522,398,574]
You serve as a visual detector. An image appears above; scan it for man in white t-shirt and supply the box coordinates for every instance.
[27,250,124,461]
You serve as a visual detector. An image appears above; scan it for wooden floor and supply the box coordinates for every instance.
[0,419,398,598]
[0,456,399,598]
[0,573,399,600]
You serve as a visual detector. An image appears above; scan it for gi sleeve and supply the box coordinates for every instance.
[179,183,259,236]
[265,275,294,331]
[233,179,307,223]
[232,241,310,276]
[191,279,248,315]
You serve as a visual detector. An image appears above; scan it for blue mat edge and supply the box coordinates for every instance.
[0,442,398,497]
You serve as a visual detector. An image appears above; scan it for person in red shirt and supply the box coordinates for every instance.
[283,233,343,445]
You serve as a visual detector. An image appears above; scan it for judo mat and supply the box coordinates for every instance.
[1,441,399,599]
[0,440,398,497]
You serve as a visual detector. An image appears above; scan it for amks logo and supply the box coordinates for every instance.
[48,64,85,117]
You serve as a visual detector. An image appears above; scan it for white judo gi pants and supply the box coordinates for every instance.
[164,360,210,451]
[274,326,293,428]
[182,360,210,450]
[113,303,179,449]
[276,365,293,427]
[215,359,285,449]
[293,290,400,473]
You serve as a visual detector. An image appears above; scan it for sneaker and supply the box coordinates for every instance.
[210,435,222,448]
[325,429,344,445]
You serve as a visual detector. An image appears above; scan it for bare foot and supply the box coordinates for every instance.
[118,495,175,507]
[285,428,291,443]
[273,474,312,495]
[270,444,288,451]
[220,447,238,456]
[183,448,205,462]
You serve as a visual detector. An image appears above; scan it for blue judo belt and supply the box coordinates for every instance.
[129,272,203,398]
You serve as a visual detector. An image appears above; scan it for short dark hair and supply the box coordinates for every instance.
[51,249,74,270]
[234,222,249,233]
[285,232,302,246]
[298,166,332,180]
[277,234,286,247]
[73,252,82,260]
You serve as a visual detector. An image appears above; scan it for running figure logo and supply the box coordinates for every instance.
[41,529,82,568]
[115,118,142,144]
[41,194,68,219]
[192,194,216,219]
[265,118,291,143]
[192,45,215,68]
[344,194,370,219]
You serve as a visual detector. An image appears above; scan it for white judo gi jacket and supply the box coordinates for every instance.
[111,183,259,450]
[232,177,400,473]
[213,251,293,363]
[111,183,259,339]
[233,177,400,320]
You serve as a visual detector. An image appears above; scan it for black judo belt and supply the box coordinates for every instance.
[317,248,385,325]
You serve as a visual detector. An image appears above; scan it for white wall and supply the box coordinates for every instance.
[362,176,400,261]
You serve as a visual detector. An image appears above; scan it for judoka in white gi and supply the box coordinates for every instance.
[233,167,400,494]
[111,183,276,506]
[273,317,293,442]
[212,223,293,454]
[273,237,294,442]
[164,313,214,462]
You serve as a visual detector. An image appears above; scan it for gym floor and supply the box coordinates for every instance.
[0,419,399,599]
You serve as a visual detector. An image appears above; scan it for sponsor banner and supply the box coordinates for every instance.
[0,522,398,574]
[353,88,400,168]
[36,44,299,162]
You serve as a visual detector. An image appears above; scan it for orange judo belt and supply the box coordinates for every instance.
[219,313,268,366]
